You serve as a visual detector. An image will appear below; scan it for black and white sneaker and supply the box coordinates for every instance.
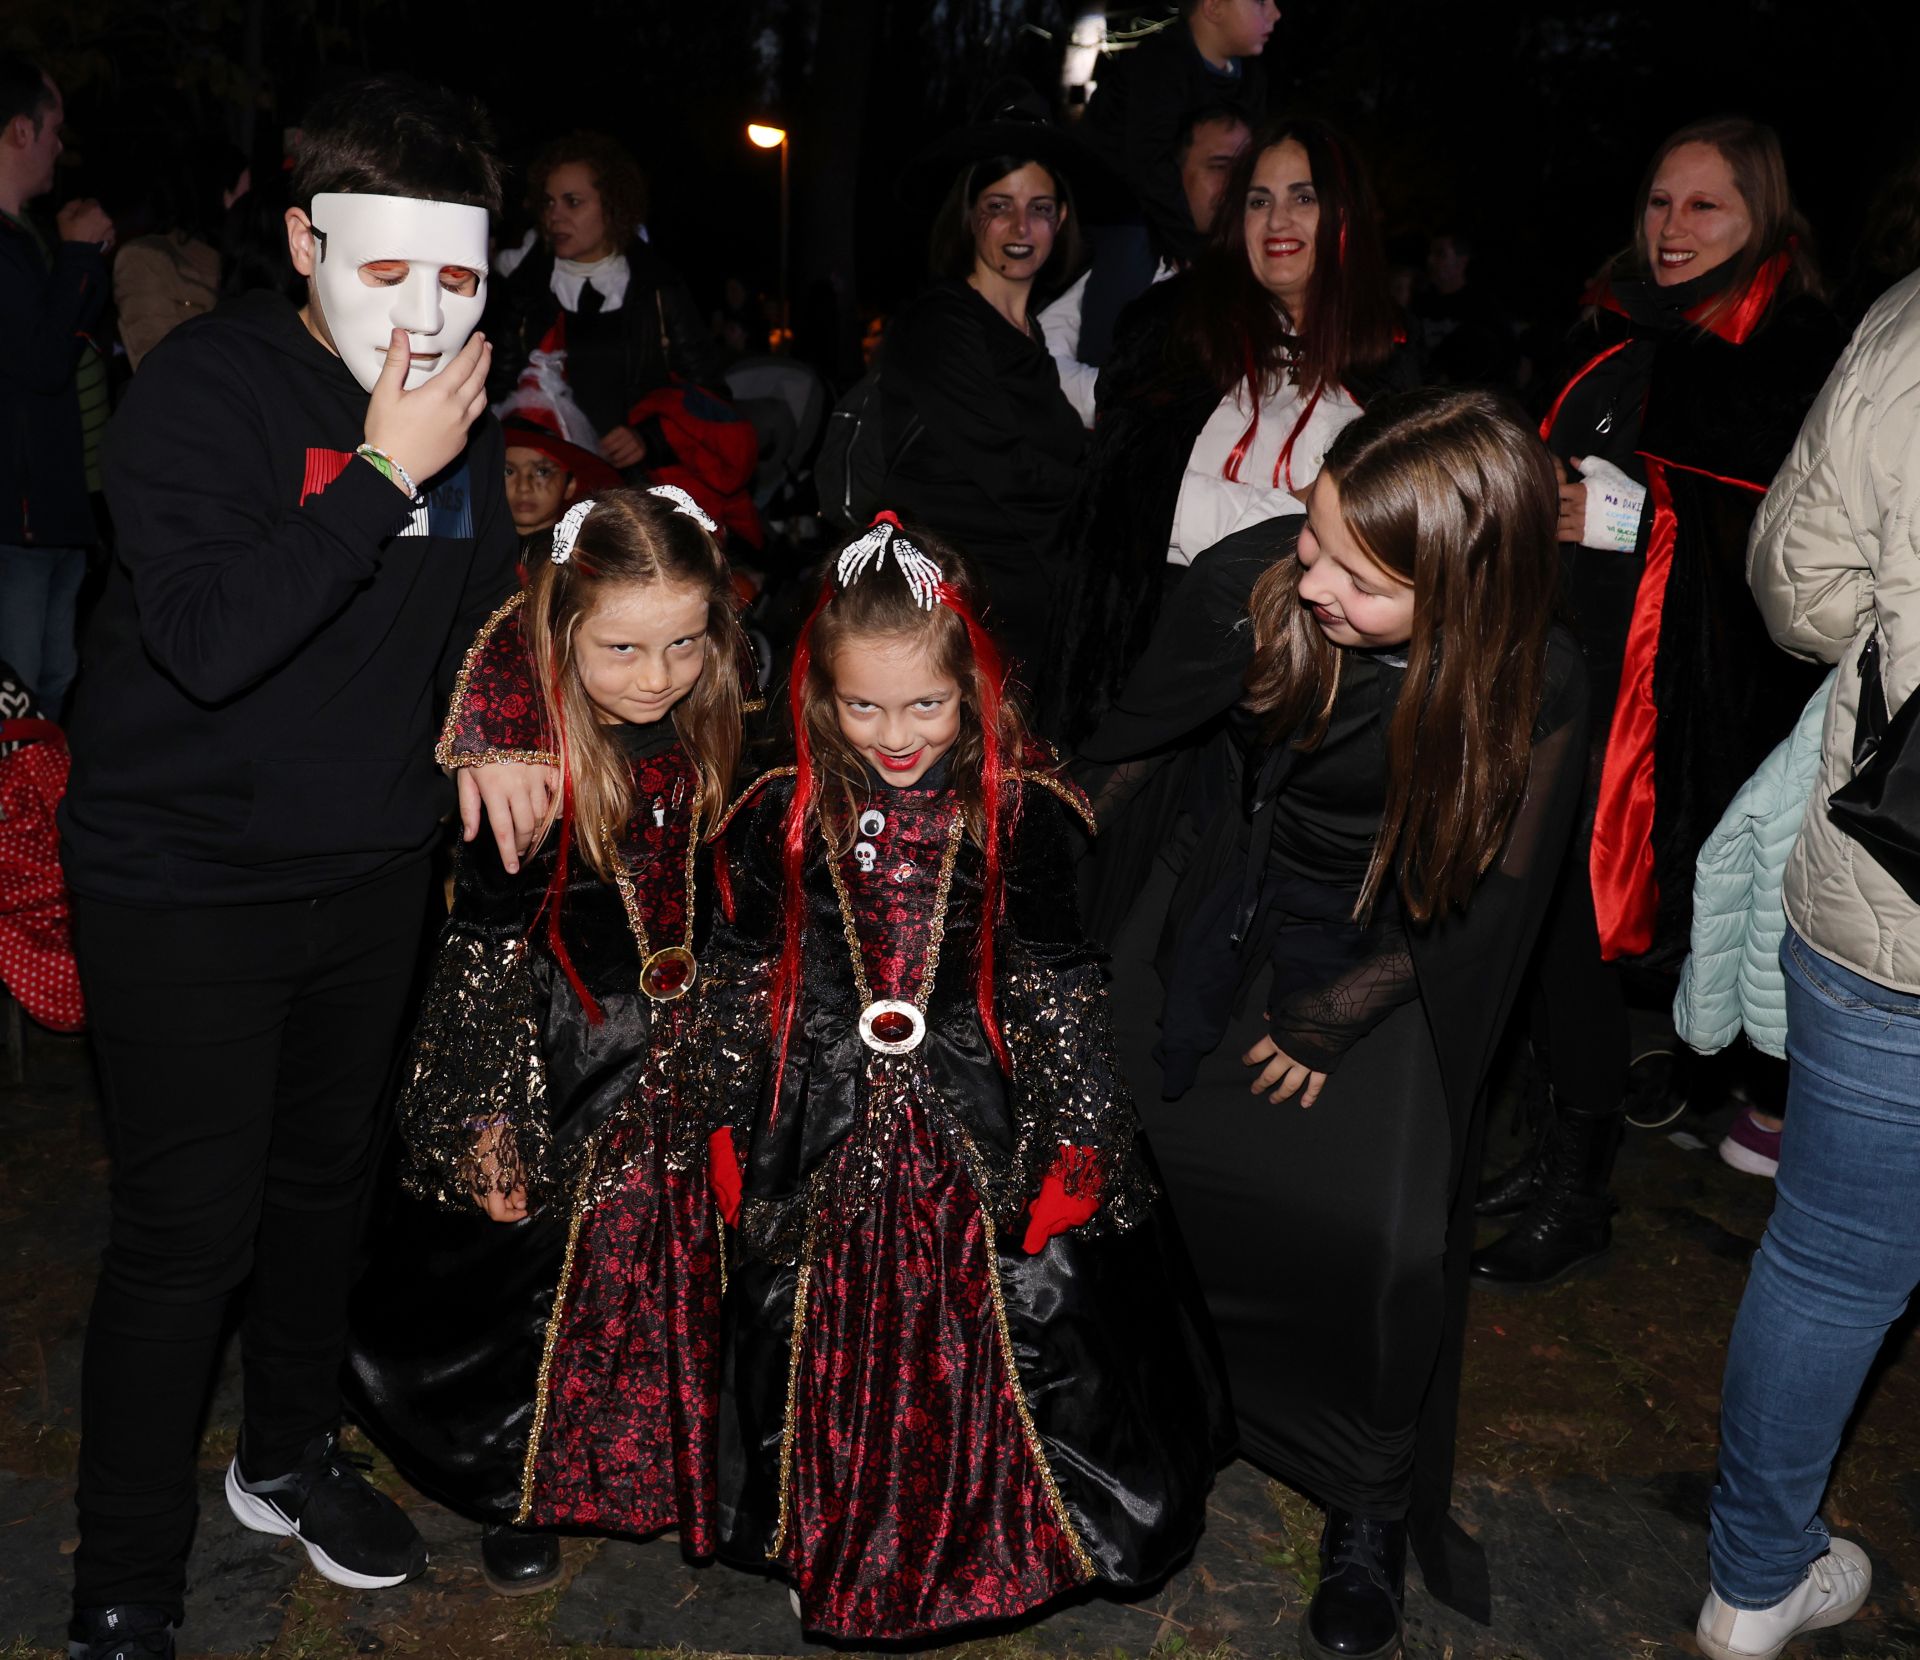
[224,1431,428,1589]
[67,1604,175,1660]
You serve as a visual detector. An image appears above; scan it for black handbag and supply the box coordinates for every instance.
[1827,631,1920,901]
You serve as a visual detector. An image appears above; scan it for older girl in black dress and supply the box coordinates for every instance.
[1081,390,1587,1658]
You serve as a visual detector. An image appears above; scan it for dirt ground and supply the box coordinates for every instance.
[6,1021,1920,1660]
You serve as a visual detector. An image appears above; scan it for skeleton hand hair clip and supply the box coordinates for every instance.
[836,511,943,610]
[647,484,718,532]
[549,498,597,565]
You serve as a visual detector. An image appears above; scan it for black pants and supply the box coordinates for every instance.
[70,864,430,1621]
[1531,851,1628,1121]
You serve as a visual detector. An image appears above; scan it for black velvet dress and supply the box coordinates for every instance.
[343,596,723,1549]
[880,279,1088,678]
[702,765,1230,1642]
[1076,537,1589,1619]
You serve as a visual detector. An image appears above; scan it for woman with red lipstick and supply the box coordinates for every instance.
[1043,116,1412,747]
[1474,116,1846,1291]
[702,516,1226,1642]
[877,95,1091,678]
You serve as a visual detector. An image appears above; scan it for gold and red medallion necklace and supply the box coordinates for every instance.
[603,815,700,1003]
[825,803,966,1055]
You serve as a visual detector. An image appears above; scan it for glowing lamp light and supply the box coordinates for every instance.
[747,123,787,150]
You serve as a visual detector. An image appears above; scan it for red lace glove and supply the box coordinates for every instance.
[1020,1147,1102,1254]
[708,1128,743,1227]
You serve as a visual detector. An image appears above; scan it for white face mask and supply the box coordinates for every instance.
[308,192,490,393]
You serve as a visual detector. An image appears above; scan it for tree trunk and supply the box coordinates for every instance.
[790,0,882,385]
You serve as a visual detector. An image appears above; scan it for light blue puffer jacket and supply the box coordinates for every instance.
[1673,673,1835,1058]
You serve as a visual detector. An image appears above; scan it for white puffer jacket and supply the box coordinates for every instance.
[1674,674,1833,1057]
[1748,268,1920,991]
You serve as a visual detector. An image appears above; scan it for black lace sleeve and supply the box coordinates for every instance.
[997,781,1153,1233]
[1266,912,1418,1072]
[397,831,552,1211]
[1271,643,1590,1079]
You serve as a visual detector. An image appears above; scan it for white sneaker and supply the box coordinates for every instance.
[1696,1538,1871,1659]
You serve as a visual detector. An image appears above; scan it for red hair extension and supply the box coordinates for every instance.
[533,654,604,1025]
[1223,341,1260,484]
[767,579,836,1111]
[935,579,1014,1073]
[1272,384,1325,492]
[711,836,735,923]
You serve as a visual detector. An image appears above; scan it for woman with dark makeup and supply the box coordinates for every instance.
[1473,116,1846,1290]
[1041,116,1413,748]
[878,112,1089,679]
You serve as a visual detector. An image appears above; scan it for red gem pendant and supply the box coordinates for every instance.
[858,998,926,1055]
[639,946,697,1002]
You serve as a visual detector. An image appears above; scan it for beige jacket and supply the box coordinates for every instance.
[114,232,219,370]
[1748,267,1920,991]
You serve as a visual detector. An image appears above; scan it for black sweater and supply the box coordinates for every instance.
[1080,22,1268,263]
[61,291,519,905]
[0,211,109,548]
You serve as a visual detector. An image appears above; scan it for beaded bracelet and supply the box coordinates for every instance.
[354,443,423,502]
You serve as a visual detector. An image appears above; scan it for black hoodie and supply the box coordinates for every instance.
[61,291,519,906]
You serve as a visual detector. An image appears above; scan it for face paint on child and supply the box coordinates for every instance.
[1295,475,1416,650]
[831,633,963,788]
[574,581,712,725]
[504,447,574,534]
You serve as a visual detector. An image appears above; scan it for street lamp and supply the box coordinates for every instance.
[747,122,790,350]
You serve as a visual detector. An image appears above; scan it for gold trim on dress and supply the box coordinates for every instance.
[769,1205,819,1561]
[436,591,561,769]
[516,1139,597,1523]
[1015,768,1098,836]
[711,765,800,838]
[968,1142,1098,1582]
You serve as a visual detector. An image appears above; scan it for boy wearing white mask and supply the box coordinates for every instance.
[58,77,516,1660]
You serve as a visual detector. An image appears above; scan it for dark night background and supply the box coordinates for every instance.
[10,0,1920,377]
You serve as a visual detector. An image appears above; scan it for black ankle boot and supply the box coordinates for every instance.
[1475,1048,1553,1217]
[1302,1509,1405,1658]
[1470,1105,1621,1288]
[1473,1146,1543,1217]
[480,1523,561,1595]
[67,1606,176,1660]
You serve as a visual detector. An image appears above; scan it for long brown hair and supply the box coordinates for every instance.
[521,489,746,877]
[1244,388,1560,923]
[1616,115,1823,326]
[1183,116,1399,406]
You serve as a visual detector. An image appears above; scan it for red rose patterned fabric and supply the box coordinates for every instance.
[523,1079,722,1546]
[783,1079,1089,1637]
[437,592,557,768]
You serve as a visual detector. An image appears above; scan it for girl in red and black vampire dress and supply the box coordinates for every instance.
[700,514,1229,1642]
[343,486,748,1595]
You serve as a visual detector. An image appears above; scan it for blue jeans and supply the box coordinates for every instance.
[0,542,88,715]
[1708,923,1920,1606]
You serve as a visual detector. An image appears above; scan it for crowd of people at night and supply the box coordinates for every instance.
[7,3,1920,1658]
